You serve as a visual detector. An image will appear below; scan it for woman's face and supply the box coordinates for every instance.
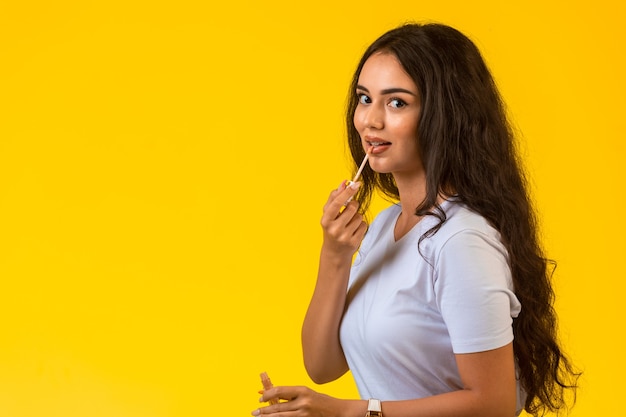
[353,52,422,178]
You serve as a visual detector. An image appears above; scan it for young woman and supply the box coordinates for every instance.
[252,23,579,417]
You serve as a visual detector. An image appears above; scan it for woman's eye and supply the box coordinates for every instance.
[390,98,406,108]
[358,94,371,104]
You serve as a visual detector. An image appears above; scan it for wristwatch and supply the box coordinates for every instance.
[365,398,382,417]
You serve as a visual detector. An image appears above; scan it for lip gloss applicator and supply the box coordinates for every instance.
[260,372,279,405]
[349,147,372,185]
[344,148,372,206]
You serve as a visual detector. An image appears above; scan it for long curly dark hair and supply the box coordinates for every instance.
[346,23,580,416]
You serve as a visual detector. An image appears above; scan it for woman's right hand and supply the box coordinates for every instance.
[320,181,368,258]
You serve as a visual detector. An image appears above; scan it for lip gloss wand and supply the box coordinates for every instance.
[344,148,372,205]
[350,147,371,185]
[260,372,279,405]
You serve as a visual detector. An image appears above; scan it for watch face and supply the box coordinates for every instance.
[367,399,382,414]
[365,398,383,417]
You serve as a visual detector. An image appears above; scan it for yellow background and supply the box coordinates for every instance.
[1,1,624,416]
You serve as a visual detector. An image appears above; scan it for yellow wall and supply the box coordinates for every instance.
[1,1,623,416]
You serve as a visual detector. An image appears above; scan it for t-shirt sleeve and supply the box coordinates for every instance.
[433,229,521,354]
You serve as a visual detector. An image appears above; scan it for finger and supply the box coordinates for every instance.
[254,387,302,416]
[343,180,361,205]
[259,388,279,406]
[323,212,366,251]
[323,181,348,212]
[353,219,368,242]
[321,200,361,234]
[342,211,368,244]
[252,404,293,416]
[325,182,361,219]
[254,401,296,415]
[259,386,294,405]
[344,209,365,232]
[334,201,360,229]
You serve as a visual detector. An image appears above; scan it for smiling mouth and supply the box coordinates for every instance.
[368,141,391,146]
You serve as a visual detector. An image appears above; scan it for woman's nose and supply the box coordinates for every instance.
[363,104,384,129]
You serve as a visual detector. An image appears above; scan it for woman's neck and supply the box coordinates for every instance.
[394,172,427,214]
[393,172,427,241]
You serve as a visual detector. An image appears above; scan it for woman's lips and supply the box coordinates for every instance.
[368,142,390,154]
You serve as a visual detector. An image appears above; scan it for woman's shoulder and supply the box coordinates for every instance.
[427,200,504,254]
[440,201,494,234]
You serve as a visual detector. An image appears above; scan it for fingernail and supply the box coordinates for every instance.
[349,181,361,190]
[259,396,264,402]
[337,180,347,190]
[251,409,260,416]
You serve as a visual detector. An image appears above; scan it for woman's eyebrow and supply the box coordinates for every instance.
[356,85,418,96]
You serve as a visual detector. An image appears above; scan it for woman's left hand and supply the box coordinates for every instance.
[251,385,358,417]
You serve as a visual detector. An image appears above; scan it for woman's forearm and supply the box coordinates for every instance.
[256,374,515,417]
[301,246,354,383]
[378,389,516,417]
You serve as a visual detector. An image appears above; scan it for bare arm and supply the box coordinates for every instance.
[255,343,517,417]
[379,343,517,417]
[301,181,367,383]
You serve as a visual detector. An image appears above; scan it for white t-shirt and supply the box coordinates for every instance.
[339,200,524,412]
